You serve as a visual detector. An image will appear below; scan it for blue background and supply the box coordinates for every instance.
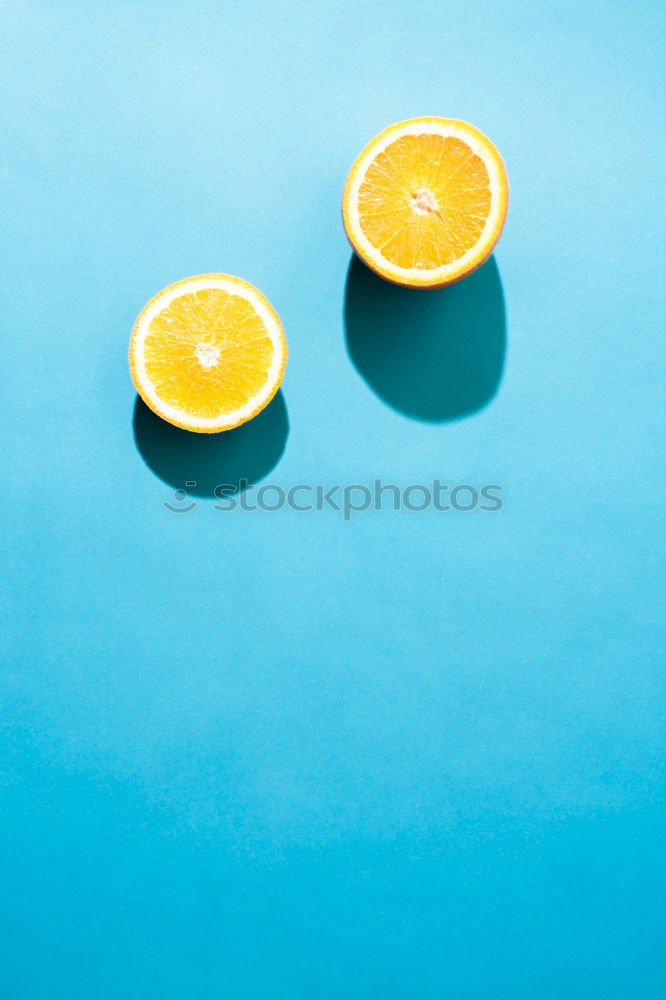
[2,1,664,997]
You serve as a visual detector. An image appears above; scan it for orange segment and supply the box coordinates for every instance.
[129,275,287,432]
[342,118,509,288]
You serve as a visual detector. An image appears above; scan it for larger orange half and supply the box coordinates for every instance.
[342,118,509,288]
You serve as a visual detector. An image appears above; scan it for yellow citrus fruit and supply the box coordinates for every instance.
[342,117,509,289]
[129,274,287,433]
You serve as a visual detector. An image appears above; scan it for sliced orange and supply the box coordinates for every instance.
[342,117,509,288]
[129,274,287,432]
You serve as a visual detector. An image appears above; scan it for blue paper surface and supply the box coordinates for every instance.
[2,2,664,996]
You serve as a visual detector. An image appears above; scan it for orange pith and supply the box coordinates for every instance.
[144,289,273,419]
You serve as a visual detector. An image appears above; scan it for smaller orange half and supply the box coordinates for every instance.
[342,117,509,288]
[129,274,287,433]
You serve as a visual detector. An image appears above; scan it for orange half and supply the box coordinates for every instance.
[129,274,287,432]
[342,117,509,288]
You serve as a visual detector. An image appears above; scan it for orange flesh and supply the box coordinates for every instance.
[357,134,491,269]
[143,289,274,419]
